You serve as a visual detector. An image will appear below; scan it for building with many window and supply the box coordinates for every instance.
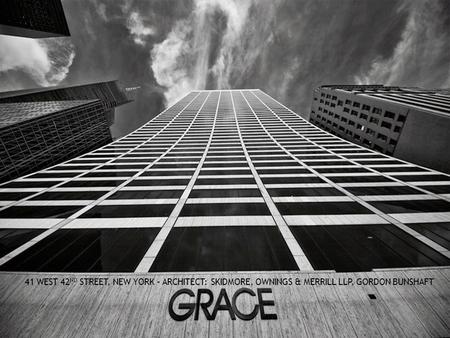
[0,89,449,335]
[0,89,449,273]
[309,85,450,173]
[0,80,133,125]
[0,0,70,38]
[0,81,134,182]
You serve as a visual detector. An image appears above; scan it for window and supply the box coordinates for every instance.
[330,176,392,183]
[362,139,372,146]
[381,121,392,129]
[384,111,395,119]
[189,189,261,198]
[397,114,406,122]
[150,226,297,272]
[351,110,358,116]
[180,203,270,216]
[127,179,189,186]
[0,192,33,200]
[372,108,382,115]
[0,228,160,272]
[196,177,255,185]
[343,107,350,113]
[393,174,450,182]
[276,202,371,215]
[262,177,324,184]
[290,225,449,272]
[0,206,83,218]
[370,200,450,213]
[407,223,450,250]
[109,190,183,199]
[369,117,379,124]
[377,133,388,141]
[418,185,450,194]
[337,100,343,106]
[345,99,352,105]
[360,113,368,120]
[353,102,360,108]
[393,126,401,132]
[346,186,420,195]
[32,191,106,200]
[362,104,370,111]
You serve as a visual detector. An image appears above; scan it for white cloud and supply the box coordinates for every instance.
[354,1,450,88]
[0,36,75,88]
[127,11,155,46]
[151,20,192,104]
[151,0,270,105]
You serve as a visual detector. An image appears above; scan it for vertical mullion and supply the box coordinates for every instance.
[231,90,313,271]
[135,91,221,272]
[0,92,204,266]
[248,90,450,260]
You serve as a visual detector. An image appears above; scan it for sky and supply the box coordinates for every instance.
[0,0,449,138]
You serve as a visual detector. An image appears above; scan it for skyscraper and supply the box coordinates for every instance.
[0,90,448,273]
[309,85,450,173]
[0,80,133,125]
[0,0,70,38]
[0,81,134,182]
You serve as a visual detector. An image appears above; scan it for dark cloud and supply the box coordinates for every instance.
[1,0,449,138]
[60,0,193,137]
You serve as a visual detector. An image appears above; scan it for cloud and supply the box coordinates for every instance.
[150,20,192,104]
[0,36,75,88]
[354,0,450,88]
[127,11,155,45]
[150,0,268,105]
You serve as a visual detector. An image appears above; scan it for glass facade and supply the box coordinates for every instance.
[0,0,70,38]
[0,100,112,183]
[0,89,449,272]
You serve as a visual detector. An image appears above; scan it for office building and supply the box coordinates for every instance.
[0,80,133,125]
[0,89,448,273]
[0,0,70,38]
[0,81,134,182]
[309,85,450,173]
[0,100,112,183]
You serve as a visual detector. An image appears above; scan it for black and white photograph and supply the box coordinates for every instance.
[0,0,449,336]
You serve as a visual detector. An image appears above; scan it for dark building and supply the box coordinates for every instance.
[0,89,448,274]
[0,81,134,182]
[0,100,112,182]
[309,85,450,173]
[0,80,133,125]
[0,0,70,38]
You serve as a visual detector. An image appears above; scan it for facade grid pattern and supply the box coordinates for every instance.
[0,90,449,273]
[0,0,70,38]
[0,100,112,183]
[309,85,450,173]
